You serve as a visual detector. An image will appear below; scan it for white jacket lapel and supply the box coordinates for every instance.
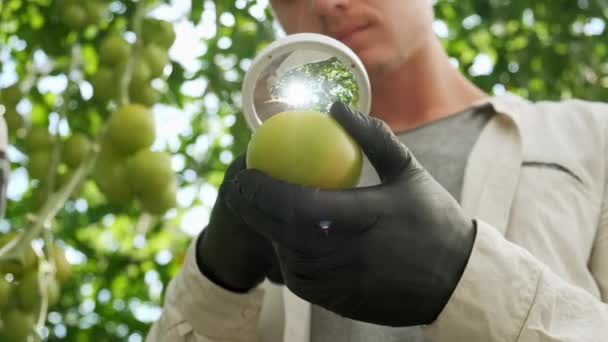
[282,287,311,342]
[462,93,524,234]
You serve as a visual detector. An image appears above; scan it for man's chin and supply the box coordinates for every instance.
[357,49,399,82]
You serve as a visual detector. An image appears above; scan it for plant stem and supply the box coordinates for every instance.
[46,45,81,194]
[0,148,96,261]
[117,0,146,106]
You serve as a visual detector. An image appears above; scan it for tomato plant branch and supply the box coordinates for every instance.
[0,147,97,262]
[130,1,165,229]
[46,45,82,195]
[34,257,52,332]
[0,47,86,263]
[117,0,146,106]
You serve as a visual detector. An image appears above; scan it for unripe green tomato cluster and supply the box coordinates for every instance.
[59,0,107,29]
[87,18,176,214]
[246,110,363,189]
[23,127,54,182]
[0,233,72,341]
[94,104,177,215]
[91,18,174,107]
[21,125,92,207]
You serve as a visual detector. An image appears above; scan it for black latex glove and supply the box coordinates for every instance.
[196,153,283,293]
[223,102,477,326]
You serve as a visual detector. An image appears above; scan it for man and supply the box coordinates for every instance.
[147,1,608,341]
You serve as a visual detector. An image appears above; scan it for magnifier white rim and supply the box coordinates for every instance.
[242,32,372,132]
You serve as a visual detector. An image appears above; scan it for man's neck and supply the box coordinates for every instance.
[369,37,489,132]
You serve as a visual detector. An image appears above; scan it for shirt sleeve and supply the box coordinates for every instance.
[590,214,608,303]
[590,103,608,301]
[422,220,608,342]
[145,239,266,342]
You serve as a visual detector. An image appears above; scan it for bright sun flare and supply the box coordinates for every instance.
[280,80,318,108]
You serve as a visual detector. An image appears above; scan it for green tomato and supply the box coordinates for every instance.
[46,277,60,308]
[62,133,91,168]
[84,1,106,25]
[100,34,130,66]
[51,244,71,283]
[62,4,87,29]
[4,106,25,133]
[143,44,169,78]
[27,150,52,181]
[0,277,11,310]
[93,156,133,205]
[142,19,175,49]
[23,126,53,152]
[126,150,174,196]
[107,104,155,155]
[30,184,51,211]
[17,271,39,312]
[130,61,151,88]
[98,141,121,161]
[2,309,34,340]
[246,110,362,189]
[129,81,158,108]
[138,180,177,215]
[0,234,37,276]
[91,67,117,101]
[15,271,59,311]
[0,84,22,107]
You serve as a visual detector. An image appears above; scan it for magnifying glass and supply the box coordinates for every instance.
[241,33,371,132]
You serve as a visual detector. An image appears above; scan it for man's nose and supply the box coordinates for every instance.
[310,0,350,16]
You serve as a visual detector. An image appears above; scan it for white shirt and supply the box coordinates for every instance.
[146,92,608,342]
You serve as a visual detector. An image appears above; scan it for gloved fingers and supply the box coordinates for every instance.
[223,168,380,254]
[222,174,291,243]
[329,102,413,183]
[223,153,247,181]
[266,260,284,284]
[235,168,380,235]
[277,245,363,306]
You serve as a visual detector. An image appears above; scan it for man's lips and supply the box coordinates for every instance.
[332,24,371,44]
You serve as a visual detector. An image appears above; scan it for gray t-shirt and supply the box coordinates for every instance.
[310,105,495,342]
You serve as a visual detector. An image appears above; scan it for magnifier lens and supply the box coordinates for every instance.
[242,33,371,132]
[241,34,371,189]
[253,51,360,122]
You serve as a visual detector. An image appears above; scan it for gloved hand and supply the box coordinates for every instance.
[196,153,283,293]
[223,102,477,326]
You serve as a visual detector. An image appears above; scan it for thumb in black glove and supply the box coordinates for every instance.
[196,153,282,293]
[223,102,476,325]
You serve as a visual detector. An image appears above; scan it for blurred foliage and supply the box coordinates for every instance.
[437,0,608,100]
[0,0,606,341]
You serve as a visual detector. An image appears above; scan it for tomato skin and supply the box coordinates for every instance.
[107,104,155,155]
[247,110,362,189]
[127,150,173,196]
[2,309,35,340]
[143,44,169,78]
[100,34,131,66]
[0,277,11,310]
[62,133,91,168]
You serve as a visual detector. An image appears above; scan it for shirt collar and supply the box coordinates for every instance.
[471,91,529,125]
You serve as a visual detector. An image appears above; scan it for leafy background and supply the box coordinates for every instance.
[0,0,607,340]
